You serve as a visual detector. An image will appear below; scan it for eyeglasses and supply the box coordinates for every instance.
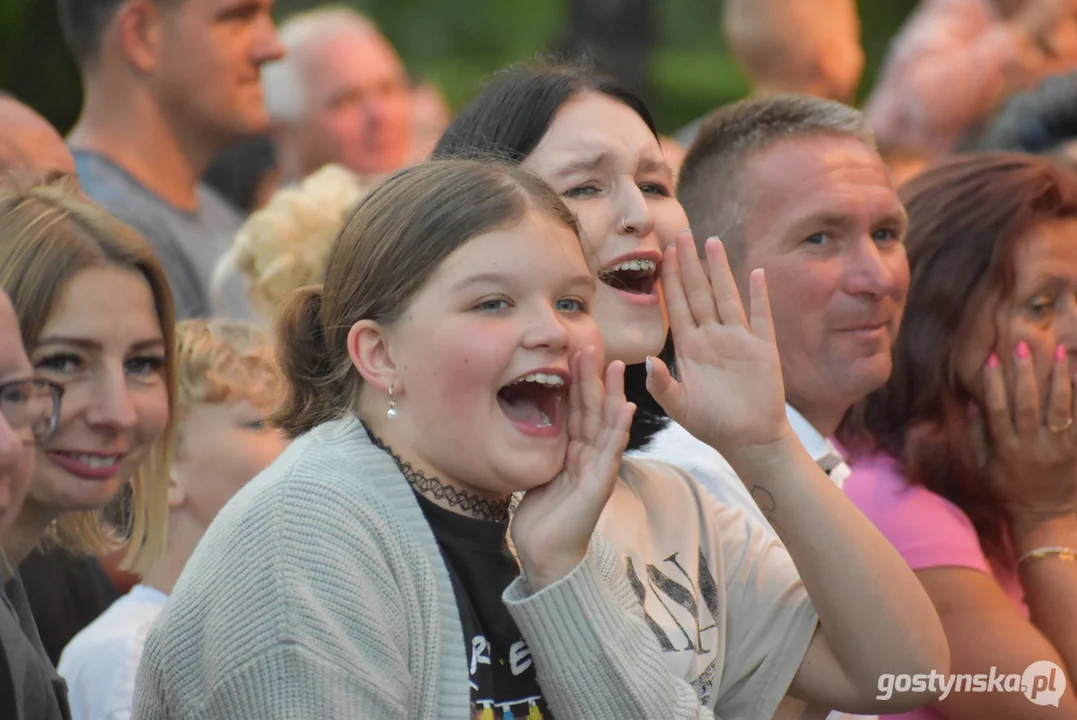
[0,378,64,444]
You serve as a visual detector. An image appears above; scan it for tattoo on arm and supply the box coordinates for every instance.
[751,485,790,544]
[751,485,776,513]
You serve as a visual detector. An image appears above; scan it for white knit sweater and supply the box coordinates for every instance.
[132,416,719,719]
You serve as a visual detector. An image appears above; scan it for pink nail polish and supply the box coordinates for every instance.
[987,353,1000,368]
[1057,344,1067,363]
[1016,341,1030,360]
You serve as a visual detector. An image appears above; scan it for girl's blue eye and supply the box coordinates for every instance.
[557,298,586,313]
[475,299,510,312]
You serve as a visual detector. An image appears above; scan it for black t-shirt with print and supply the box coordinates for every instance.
[414,492,552,720]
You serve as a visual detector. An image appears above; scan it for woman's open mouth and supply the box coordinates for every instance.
[597,257,660,304]
[496,371,568,438]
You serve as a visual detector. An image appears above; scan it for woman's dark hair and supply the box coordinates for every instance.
[273,158,580,438]
[838,153,1077,564]
[433,62,669,451]
[434,63,659,162]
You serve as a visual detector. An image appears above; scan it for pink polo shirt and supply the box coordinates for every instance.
[843,453,1027,720]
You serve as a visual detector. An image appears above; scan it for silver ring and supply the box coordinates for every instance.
[619,217,631,233]
[1049,417,1074,434]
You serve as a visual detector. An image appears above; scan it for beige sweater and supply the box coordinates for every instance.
[132,416,721,718]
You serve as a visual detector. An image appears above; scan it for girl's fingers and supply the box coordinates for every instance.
[748,268,776,345]
[602,360,627,425]
[578,346,604,444]
[705,237,748,328]
[587,401,635,500]
[676,231,719,326]
[661,243,696,336]
[567,350,583,442]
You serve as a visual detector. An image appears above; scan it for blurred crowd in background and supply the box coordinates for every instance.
[4,1,1077,719]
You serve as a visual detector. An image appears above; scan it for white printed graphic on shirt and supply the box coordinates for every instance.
[468,635,547,719]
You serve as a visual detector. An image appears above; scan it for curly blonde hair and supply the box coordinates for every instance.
[224,164,376,320]
[172,319,281,457]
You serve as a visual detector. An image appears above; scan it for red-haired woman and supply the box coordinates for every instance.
[839,153,1077,719]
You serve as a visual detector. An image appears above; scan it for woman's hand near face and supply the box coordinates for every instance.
[977,341,1077,523]
[510,347,635,591]
[645,231,792,461]
[964,340,1077,711]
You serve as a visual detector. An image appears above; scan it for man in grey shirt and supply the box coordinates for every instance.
[71,152,241,320]
[57,0,284,320]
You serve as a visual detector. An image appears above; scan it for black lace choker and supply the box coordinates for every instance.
[363,423,513,523]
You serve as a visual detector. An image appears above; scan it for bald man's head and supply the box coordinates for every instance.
[0,97,77,178]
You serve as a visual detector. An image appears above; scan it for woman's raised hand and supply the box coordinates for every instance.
[646,231,792,458]
[977,342,1077,525]
[510,347,635,591]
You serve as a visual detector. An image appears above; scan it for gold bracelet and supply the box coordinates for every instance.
[1017,546,1077,568]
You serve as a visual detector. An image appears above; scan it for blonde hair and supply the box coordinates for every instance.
[172,319,281,456]
[0,176,175,573]
[223,164,375,320]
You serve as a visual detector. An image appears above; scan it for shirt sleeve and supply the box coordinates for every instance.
[503,537,720,719]
[707,498,820,720]
[844,456,993,574]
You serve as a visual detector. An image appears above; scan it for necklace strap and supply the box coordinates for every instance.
[363,423,513,523]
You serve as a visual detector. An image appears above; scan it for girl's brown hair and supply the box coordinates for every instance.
[838,153,1077,563]
[273,158,579,438]
[0,176,176,573]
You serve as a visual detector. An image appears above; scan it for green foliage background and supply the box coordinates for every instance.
[0,0,919,135]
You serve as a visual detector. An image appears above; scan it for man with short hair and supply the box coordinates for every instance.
[263,5,413,181]
[637,95,911,719]
[58,0,284,320]
[0,94,76,178]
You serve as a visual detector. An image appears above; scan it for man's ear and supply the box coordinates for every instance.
[115,0,164,75]
[347,319,398,395]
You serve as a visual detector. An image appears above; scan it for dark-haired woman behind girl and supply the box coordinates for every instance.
[435,63,951,717]
[840,153,1077,719]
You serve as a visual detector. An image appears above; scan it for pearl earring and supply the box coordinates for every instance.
[387,385,398,419]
